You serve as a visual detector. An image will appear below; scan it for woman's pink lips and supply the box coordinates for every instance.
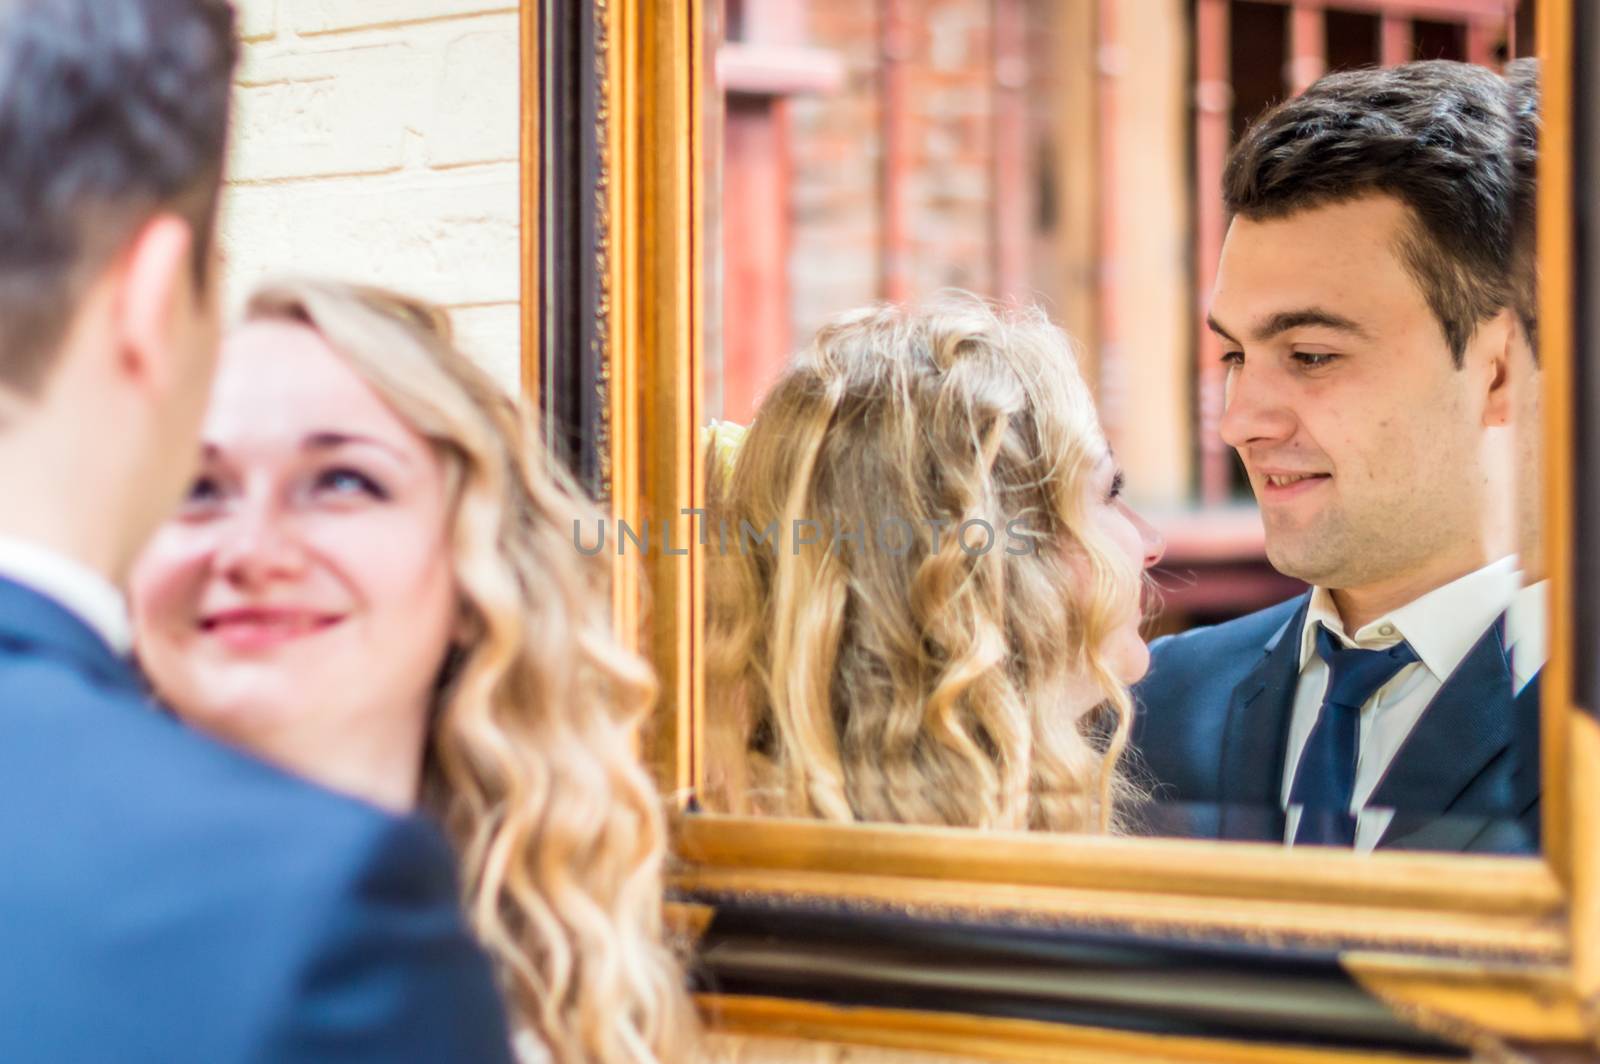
[199,609,345,652]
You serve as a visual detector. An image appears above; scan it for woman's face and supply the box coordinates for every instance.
[128,320,459,789]
[1082,452,1166,683]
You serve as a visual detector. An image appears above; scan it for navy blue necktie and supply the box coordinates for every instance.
[1290,624,1418,846]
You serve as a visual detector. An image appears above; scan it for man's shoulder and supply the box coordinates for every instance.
[1136,593,1307,715]
[1148,594,1307,671]
[0,654,507,1063]
[0,647,448,895]
[1128,594,1308,803]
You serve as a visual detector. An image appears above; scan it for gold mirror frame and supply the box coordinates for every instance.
[525,0,1600,1056]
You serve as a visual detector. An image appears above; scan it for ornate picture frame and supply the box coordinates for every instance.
[525,0,1600,1057]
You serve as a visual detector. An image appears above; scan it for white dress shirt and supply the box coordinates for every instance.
[0,535,132,655]
[1281,555,1526,852]
[1505,578,1549,696]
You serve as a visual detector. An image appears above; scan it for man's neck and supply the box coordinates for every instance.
[0,430,129,584]
[0,516,119,584]
[1329,553,1514,633]
[0,300,148,584]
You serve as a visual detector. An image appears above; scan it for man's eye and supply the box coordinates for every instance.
[314,467,388,500]
[1220,350,1244,366]
[1292,351,1338,368]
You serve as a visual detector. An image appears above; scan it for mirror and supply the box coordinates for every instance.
[691,0,1545,856]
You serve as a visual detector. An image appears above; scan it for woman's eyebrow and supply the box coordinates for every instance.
[301,431,413,466]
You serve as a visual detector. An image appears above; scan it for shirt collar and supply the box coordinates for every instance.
[0,536,132,655]
[1299,555,1521,681]
[1505,578,1548,693]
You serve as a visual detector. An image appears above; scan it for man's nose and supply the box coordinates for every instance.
[1217,362,1295,450]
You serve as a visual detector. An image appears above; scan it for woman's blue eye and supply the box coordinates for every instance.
[177,473,229,519]
[184,475,222,504]
[1105,471,1126,504]
[315,467,387,500]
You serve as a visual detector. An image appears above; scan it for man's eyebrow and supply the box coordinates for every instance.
[1205,314,1239,344]
[1205,308,1371,345]
[1254,308,1372,342]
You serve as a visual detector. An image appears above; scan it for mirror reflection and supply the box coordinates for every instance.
[697,0,1543,856]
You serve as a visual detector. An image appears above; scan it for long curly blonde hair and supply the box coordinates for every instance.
[243,279,696,1064]
[705,295,1139,833]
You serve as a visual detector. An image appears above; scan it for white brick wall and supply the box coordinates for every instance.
[221,1,522,394]
[286,0,514,35]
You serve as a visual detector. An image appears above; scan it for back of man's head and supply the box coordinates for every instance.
[1223,59,1534,366]
[0,0,238,396]
[1503,57,1540,352]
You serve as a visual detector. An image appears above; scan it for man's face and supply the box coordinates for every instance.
[1211,194,1506,593]
[135,240,225,559]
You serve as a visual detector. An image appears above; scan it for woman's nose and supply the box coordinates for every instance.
[215,504,307,586]
[1133,509,1166,570]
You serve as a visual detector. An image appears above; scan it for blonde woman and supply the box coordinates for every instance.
[706,295,1164,832]
[128,280,696,1064]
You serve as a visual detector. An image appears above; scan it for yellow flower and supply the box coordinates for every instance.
[703,418,748,481]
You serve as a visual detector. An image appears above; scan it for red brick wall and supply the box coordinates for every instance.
[786,0,1010,346]
[783,0,885,348]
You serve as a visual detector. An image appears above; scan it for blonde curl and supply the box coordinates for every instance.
[706,294,1141,833]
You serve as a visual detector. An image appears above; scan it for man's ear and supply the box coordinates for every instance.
[114,213,196,395]
[1480,308,1516,429]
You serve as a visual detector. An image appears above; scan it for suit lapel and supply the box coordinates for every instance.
[1216,595,1309,841]
[1390,670,1542,855]
[1508,672,1542,814]
[0,577,143,697]
[1371,618,1521,849]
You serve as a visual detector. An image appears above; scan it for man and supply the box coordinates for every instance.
[0,3,512,1060]
[1132,60,1542,855]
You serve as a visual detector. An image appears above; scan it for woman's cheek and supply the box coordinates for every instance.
[322,514,454,635]
[1115,630,1152,684]
[130,535,209,642]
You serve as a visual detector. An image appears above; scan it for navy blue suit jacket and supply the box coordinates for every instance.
[0,578,514,1063]
[1129,594,1541,854]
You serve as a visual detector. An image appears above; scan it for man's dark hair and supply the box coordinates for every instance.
[0,0,238,395]
[1503,57,1540,355]
[1223,60,1537,366]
